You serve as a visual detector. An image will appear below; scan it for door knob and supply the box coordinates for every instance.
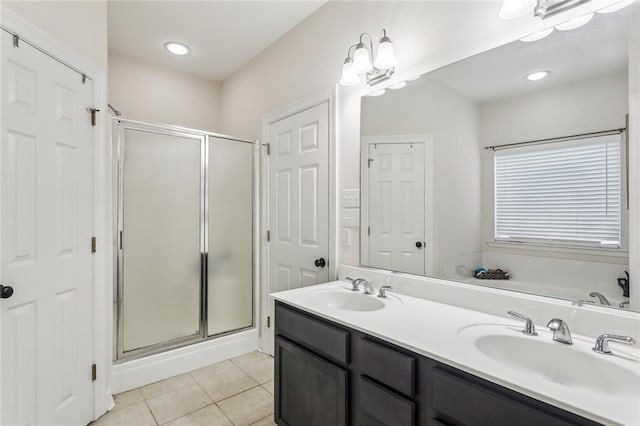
[314,258,326,268]
[0,285,14,299]
[415,241,423,248]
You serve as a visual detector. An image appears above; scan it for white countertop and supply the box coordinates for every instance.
[272,281,640,426]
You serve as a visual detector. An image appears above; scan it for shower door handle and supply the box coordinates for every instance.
[314,258,326,268]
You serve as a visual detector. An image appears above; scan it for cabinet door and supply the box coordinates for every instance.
[275,337,348,426]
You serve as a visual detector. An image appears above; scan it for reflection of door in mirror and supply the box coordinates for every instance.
[361,136,434,275]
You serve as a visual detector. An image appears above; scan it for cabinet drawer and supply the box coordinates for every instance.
[359,376,415,426]
[359,337,415,397]
[275,303,349,364]
[432,367,593,426]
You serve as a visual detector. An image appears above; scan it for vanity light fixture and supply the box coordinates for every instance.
[555,12,594,30]
[526,70,549,81]
[597,0,636,13]
[388,81,407,89]
[164,42,190,56]
[499,0,591,20]
[339,29,397,87]
[520,27,554,42]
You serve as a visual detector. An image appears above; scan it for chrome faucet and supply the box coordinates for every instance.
[589,292,611,306]
[619,301,630,308]
[547,318,572,344]
[593,334,636,355]
[377,286,392,298]
[345,277,375,295]
[507,311,537,336]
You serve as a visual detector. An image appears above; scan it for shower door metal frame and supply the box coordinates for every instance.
[113,118,256,362]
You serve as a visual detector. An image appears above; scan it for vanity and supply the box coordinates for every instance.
[271,278,640,426]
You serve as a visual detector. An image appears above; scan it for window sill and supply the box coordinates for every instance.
[485,240,629,258]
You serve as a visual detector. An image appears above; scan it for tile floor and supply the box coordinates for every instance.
[94,351,275,426]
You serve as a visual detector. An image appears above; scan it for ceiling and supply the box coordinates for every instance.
[108,1,325,82]
[421,8,632,105]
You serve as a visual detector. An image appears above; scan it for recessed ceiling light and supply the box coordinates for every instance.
[164,42,190,56]
[520,27,554,42]
[388,81,406,90]
[405,74,421,81]
[555,13,594,31]
[368,89,386,97]
[526,71,549,81]
[597,0,636,13]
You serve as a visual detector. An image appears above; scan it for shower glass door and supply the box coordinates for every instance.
[115,120,254,360]
[118,126,204,355]
[207,137,253,335]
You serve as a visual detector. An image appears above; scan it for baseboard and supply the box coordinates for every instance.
[111,328,259,394]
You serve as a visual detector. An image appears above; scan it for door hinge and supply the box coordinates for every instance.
[264,143,270,155]
[368,158,374,168]
[12,34,19,48]
[91,364,97,381]
[267,316,271,328]
[88,108,100,126]
[267,230,271,242]
[91,236,97,254]
[368,226,371,236]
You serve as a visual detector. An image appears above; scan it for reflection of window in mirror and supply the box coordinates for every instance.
[492,133,625,251]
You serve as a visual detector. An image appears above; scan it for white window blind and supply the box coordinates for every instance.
[494,134,622,248]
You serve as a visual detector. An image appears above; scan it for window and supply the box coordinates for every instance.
[494,134,622,248]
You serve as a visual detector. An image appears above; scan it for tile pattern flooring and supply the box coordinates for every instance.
[94,352,275,426]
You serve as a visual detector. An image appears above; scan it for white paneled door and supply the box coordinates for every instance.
[267,101,330,350]
[1,32,95,425]
[366,142,426,275]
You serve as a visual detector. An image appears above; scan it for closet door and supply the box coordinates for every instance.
[120,127,203,352]
[207,137,253,335]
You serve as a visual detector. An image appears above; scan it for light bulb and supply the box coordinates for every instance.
[353,43,372,73]
[339,59,360,86]
[555,13,594,31]
[374,38,397,69]
[520,27,554,42]
[499,0,537,19]
[164,42,190,55]
[526,71,549,81]
[597,0,636,13]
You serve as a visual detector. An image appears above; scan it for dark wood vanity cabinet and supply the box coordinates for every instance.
[274,302,601,426]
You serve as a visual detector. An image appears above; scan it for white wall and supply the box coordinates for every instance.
[3,0,107,70]
[361,79,482,276]
[219,1,616,268]
[109,51,221,131]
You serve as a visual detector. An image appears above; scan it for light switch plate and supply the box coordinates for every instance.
[342,208,359,227]
[342,228,351,247]
[342,189,360,208]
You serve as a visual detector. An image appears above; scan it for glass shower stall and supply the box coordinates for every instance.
[113,119,254,360]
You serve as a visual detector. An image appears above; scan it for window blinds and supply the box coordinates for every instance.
[494,134,622,248]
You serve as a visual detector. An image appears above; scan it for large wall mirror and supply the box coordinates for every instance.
[359,6,638,312]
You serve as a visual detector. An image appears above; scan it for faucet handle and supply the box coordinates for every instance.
[593,334,636,355]
[378,286,392,298]
[507,311,537,336]
[547,318,572,345]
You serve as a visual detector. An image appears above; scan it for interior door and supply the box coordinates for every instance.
[1,31,95,425]
[367,142,426,275]
[267,101,330,351]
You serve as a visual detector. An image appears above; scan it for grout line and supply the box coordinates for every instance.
[144,399,161,426]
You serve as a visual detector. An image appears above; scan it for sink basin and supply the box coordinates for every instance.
[309,290,385,312]
[466,328,640,397]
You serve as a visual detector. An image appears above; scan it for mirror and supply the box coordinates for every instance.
[359,7,637,311]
